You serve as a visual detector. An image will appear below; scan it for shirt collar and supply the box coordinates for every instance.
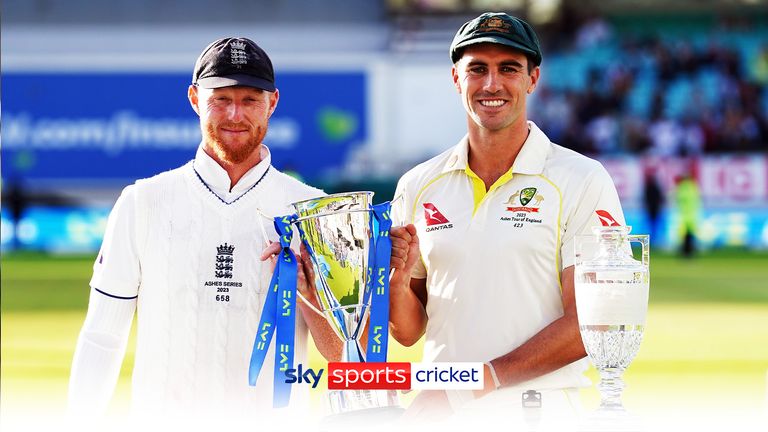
[440,120,550,175]
[440,135,471,174]
[193,144,272,197]
[512,121,550,175]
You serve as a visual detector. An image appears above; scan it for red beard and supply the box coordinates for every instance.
[204,122,266,164]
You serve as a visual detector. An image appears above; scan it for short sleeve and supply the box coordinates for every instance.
[392,176,427,279]
[89,185,141,298]
[560,165,626,270]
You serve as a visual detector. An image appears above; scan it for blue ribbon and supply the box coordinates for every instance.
[366,202,392,362]
[248,215,297,408]
[248,201,393,407]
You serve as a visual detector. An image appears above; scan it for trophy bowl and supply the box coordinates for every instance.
[292,192,400,415]
[293,191,374,363]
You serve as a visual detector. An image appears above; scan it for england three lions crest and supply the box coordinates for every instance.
[215,243,235,279]
[204,242,243,305]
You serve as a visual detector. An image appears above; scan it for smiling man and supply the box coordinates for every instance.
[68,37,339,419]
[388,13,627,419]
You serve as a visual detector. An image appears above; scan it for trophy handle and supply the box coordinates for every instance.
[627,234,650,268]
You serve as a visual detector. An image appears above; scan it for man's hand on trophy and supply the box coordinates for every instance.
[390,224,420,276]
[259,241,281,276]
[297,244,322,310]
[389,224,420,294]
[259,242,321,311]
[388,225,428,346]
[389,224,420,303]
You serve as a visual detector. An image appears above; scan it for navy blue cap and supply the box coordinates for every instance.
[193,37,275,91]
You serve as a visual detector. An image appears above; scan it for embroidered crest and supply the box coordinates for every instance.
[519,187,537,206]
[504,187,544,211]
[215,243,235,279]
[501,186,546,225]
[478,16,513,34]
[230,40,248,67]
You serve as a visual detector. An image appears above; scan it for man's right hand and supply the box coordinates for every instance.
[389,224,420,287]
[388,224,428,346]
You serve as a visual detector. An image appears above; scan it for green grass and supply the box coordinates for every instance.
[2,250,767,419]
[648,250,768,303]
[1,252,95,311]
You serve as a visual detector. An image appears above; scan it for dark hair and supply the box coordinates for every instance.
[453,49,538,75]
[524,56,536,74]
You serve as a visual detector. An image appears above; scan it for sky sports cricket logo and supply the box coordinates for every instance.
[284,362,484,390]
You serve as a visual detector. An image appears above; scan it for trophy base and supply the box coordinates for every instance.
[322,390,403,426]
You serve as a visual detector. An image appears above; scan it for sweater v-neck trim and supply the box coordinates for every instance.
[184,161,271,211]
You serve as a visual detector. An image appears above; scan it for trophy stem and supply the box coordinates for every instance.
[597,367,626,411]
[342,339,365,363]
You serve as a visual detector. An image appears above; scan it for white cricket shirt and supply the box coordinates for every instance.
[392,121,626,391]
[89,144,322,414]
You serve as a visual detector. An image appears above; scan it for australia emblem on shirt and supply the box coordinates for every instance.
[501,187,544,225]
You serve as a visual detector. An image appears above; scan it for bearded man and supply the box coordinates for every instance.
[68,37,339,420]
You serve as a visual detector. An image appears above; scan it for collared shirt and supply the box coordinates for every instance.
[392,121,625,390]
[193,144,272,203]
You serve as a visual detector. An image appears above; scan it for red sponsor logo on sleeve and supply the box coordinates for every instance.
[595,210,621,226]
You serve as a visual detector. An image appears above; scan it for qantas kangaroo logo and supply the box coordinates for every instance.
[595,210,621,226]
[423,203,450,225]
[423,203,453,232]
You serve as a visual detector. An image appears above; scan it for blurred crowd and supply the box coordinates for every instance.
[531,16,768,156]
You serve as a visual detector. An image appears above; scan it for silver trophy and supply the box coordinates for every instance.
[292,192,400,416]
[575,226,649,416]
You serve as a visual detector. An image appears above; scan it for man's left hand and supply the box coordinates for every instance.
[259,241,320,308]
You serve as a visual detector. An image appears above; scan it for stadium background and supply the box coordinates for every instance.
[2,0,767,429]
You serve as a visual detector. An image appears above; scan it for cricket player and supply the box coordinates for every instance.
[68,37,340,419]
[388,13,626,420]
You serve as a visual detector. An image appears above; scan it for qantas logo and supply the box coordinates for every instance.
[423,203,450,225]
[595,210,621,226]
[423,203,453,232]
